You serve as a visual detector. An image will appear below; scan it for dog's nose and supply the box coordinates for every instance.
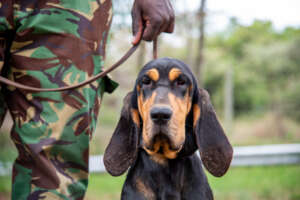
[150,107,172,124]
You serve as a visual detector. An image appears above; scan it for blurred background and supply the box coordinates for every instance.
[1,0,300,199]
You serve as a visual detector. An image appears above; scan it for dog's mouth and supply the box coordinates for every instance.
[143,134,183,159]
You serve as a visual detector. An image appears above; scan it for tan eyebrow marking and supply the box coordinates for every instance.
[131,109,140,128]
[169,68,182,81]
[136,85,141,93]
[193,104,201,128]
[146,68,159,82]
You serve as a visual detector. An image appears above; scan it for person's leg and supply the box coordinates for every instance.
[5,0,115,199]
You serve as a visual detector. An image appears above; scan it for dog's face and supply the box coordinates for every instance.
[135,60,194,159]
[104,58,233,177]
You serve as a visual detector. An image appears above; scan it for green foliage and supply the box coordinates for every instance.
[283,81,300,122]
[203,20,300,119]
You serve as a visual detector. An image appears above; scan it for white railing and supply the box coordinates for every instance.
[231,143,300,166]
[1,143,300,175]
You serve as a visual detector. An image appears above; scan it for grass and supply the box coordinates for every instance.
[85,165,300,200]
[208,165,300,200]
[86,165,300,200]
[3,165,294,200]
[86,174,125,200]
[1,166,299,200]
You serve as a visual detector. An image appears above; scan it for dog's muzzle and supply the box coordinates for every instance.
[143,106,183,158]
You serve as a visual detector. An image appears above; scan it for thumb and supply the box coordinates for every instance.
[132,20,143,45]
[132,11,143,45]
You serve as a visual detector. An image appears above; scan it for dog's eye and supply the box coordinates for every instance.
[176,77,186,86]
[142,76,151,85]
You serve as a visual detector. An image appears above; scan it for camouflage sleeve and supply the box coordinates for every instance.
[0,32,7,127]
[0,94,6,127]
[0,1,14,127]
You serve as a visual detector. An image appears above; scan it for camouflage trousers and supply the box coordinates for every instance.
[0,0,116,199]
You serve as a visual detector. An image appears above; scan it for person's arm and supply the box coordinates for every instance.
[0,36,8,127]
[131,0,175,45]
[0,2,13,128]
[0,40,8,128]
[0,94,6,128]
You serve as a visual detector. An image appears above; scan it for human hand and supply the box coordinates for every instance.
[131,0,175,45]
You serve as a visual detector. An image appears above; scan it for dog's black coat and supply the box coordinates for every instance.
[122,150,213,200]
[104,58,233,200]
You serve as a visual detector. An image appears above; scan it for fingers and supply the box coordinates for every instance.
[143,16,162,41]
[160,15,173,34]
[143,13,173,41]
[166,12,175,33]
[165,0,175,33]
[166,22,174,33]
[131,0,175,43]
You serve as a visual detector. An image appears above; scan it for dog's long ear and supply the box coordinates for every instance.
[193,88,233,177]
[104,91,140,176]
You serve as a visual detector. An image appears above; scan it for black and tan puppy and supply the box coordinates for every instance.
[104,58,233,200]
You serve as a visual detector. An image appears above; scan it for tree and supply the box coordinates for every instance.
[194,0,207,86]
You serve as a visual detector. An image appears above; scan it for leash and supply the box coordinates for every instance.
[0,39,159,92]
[153,37,158,60]
[0,44,139,92]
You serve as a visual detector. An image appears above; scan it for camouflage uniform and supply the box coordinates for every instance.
[0,0,116,199]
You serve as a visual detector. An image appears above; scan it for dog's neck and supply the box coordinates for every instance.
[130,150,187,191]
[123,148,213,200]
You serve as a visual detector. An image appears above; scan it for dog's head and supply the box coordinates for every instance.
[104,58,233,177]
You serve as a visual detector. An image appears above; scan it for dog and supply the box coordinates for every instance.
[104,58,233,200]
